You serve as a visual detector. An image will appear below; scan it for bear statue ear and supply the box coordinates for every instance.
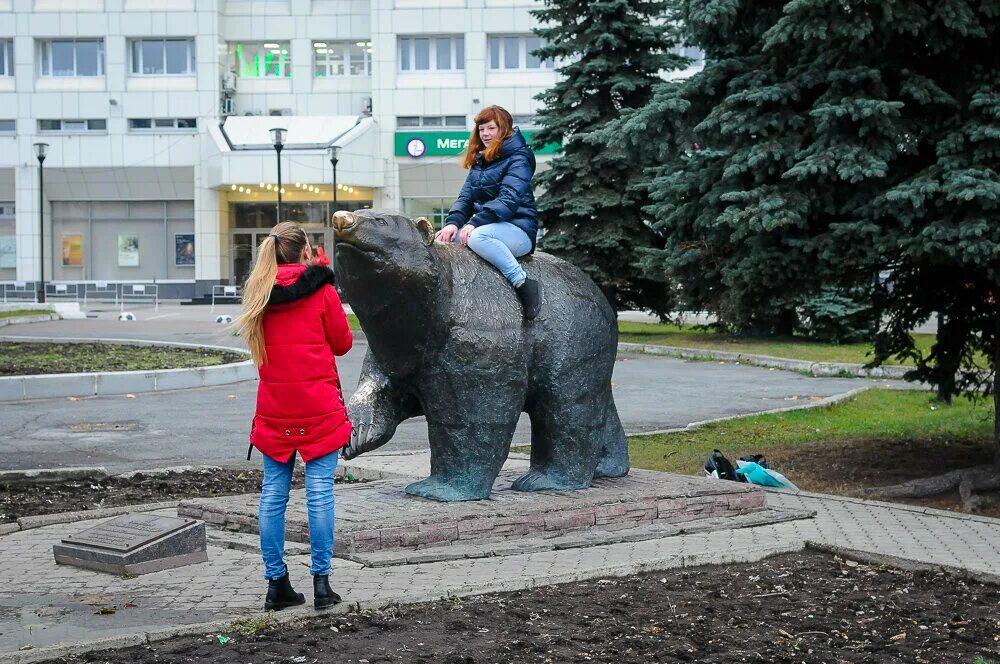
[414,216,434,245]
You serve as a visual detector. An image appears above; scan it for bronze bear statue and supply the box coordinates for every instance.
[332,209,629,501]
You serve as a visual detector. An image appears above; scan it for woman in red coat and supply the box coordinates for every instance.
[235,221,352,611]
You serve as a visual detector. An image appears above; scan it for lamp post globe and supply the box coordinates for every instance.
[33,142,49,304]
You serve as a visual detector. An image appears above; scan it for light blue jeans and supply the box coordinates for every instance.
[465,222,532,287]
[259,450,338,580]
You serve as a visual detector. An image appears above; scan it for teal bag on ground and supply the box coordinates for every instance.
[735,462,786,488]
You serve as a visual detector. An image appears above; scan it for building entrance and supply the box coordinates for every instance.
[230,229,335,287]
[228,201,369,286]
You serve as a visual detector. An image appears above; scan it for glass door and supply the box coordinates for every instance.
[231,229,337,284]
[232,233,254,286]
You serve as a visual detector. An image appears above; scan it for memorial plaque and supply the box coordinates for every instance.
[63,514,193,553]
[54,513,208,576]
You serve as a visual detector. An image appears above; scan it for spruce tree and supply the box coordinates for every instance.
[610,0,1000,466]
[531,0,687,316]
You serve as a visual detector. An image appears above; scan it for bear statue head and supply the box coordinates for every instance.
[332,210,439,365]
[332,209,434,262]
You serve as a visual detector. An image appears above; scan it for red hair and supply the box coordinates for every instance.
[461,105,514,169]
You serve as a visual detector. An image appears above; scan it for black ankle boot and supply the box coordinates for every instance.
[264,572,305,611]
[313,574,342,610]
[516,278,541,320]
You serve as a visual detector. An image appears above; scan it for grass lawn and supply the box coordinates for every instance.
[0,309,49,320]
[0,342,246,376]
[618,321,936,365]
[627,388,997,515]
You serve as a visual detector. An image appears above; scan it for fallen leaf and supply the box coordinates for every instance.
[890,632,906,641]
[95,607,116,615]
[77,594,113,605]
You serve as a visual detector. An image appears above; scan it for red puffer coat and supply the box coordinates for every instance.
[249,263,353,462]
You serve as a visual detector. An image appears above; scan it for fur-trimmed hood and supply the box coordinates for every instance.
[270,264,336,305]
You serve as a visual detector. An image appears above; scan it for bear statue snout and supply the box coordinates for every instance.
[332,210,359,233]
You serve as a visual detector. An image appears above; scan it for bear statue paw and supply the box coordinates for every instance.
[511,469,591,492]
[593,457,630,479]
[404,477,491,502]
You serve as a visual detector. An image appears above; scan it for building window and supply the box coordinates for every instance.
[399,36,464,72]
[397,116,466,129]
[0,120,14,134]
[512,114,541,128]
[39,39,105,77]
[403,198,451,230]
[487,35,553,71]
[128,118,197,132]
[229,42,291,78]
[0,40,12,77]
[38,119,107,132]
[129,39,196,75]
[314,41,371,77]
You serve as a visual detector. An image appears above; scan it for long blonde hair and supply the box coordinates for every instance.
[234,221,308,367]
[461,105,514,169]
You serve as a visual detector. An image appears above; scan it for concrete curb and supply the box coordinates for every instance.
[805,541,1000,586]
[0,467,109,483]
[0,336,255,401]
[348,330,906,381]
[0,314,59,328]
[635,386,876,437]
[617,342,910,379]
[1,501,180,536]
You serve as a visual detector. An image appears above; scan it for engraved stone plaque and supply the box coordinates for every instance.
[63,514,192,552]
[54,513,208,575]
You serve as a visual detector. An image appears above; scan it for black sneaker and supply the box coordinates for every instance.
[516,278,541,320]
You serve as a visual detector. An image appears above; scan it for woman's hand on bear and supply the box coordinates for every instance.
[435,225,458,243]
[459,224,475,246]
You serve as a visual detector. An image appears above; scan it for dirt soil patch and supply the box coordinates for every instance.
[763,437,1000,518]
[55,551,1000,664]
[0,342,245,376]
[0,467,359,523]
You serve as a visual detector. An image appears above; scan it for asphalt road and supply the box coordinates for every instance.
[0,305,898,472]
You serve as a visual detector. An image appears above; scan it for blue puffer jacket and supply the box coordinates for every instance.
[445,128,539,251]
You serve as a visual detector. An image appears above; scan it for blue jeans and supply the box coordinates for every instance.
[466,222,532,287]
[259,451,338,580]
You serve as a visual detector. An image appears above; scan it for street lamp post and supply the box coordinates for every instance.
[269,127,287,224]
[328,145,341,271]
[328,145,340,211]
[33,142,48,303]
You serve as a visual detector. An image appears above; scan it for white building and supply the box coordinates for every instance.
[0,0,701,299]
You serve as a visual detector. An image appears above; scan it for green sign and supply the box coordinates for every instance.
[394,131,559,158]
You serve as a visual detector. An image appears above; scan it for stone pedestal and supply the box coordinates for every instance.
[53,513,207,575]
[179,468,799,567]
